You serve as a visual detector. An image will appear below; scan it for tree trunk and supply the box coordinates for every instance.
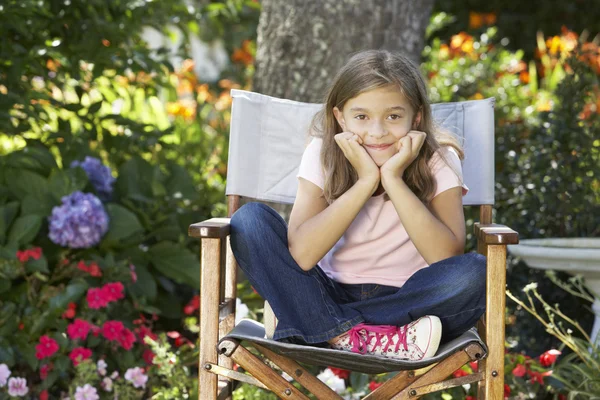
[250,0,434,219]
[253,0,434,103]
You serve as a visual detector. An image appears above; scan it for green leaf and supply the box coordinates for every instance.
[21,193,56,216]
[48,280,88,311]
[0,201,20,244]
[100,203,144,247]
[129,264,157,300]
[88,100,103,114]
[25,254,49,274]
[116,156,155,202]
[7,215,42,246]
[166,163,199,201]
[5,168,50,201]
[48,167,88,202]
[0,279,11,294]
[148,241,199,289]
[5,145,57,177]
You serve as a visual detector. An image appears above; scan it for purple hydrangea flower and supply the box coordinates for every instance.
[70,156,115,201]
[48,191,109,248]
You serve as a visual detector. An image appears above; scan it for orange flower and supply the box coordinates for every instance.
[449,32,475,57]
[46,59,60,72]
[537,99,552,112]
[181,59,195,73]
[439,44,450,59]
[469,12,496,30]
[519,70,530,84]
[232,40,254,66]
[102,39,111,47]
[196,83,213,103]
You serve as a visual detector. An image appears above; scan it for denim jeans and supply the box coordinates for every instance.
[230,202,487,346]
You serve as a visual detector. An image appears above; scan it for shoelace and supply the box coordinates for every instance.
[347,323,409,354]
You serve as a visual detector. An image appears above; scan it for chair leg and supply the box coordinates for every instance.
[477,244,507,400]
[220,339,312,400]
[199,239,222,400]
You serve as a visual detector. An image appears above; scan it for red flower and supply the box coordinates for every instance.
[91,326,101,337]
[35,335,59,360]
[504,383,511,398]
[369,381,383,391]
[453,368,469,378]
[143,349,155,365]
[62,302,77,319]
[18,322,24,330]
[529,370,552,385]
[103,282,125,302]
[39,390,49,400]
[136,325,158,343]
[77,260,89,273]
[466,396,476,400]
[512,364,527,377]
[329,367,350,379]
[539,349,561,367]
[69,347,92,366]
[117,327,137,350]
[67,319,92,340]
[16,247,43,262]
[102,321,124,341]
[87,287,110,309]
[40,363,53,380]
[88,262,102,277]
[184,295,200,315]
[469,361,478,372]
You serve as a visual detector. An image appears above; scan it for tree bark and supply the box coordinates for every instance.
[250,0,434,219]
[253,0,434,103]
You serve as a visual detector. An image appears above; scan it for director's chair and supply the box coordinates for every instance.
[189,89,519,399]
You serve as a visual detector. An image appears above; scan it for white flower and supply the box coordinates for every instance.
[74,384,99,400]
[101,377,113,392]
[97,360,107,376]
[110,371,119,380]
[317,368,346,394]
[124,367,148,389]
[235,298,249,324]
[0,364,11,387]
[7,377,28,397]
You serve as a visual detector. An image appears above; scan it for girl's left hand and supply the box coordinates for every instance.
[380,131,427,180]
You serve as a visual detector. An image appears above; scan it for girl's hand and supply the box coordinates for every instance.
[380,131,427,180]
[334,132,380,185]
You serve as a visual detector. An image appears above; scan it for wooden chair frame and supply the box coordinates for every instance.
[189,198,518,399]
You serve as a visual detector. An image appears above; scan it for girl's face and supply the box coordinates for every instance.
[333,85,421,166]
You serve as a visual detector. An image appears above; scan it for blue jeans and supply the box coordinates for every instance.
[230,202,487,345]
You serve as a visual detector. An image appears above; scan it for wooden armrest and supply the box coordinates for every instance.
[474,223,519,245]
[188,218,231,239]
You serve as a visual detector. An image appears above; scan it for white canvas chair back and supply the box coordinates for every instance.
[226,89,496,206]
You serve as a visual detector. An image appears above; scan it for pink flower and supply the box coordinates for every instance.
[40,389,49,400]
[124,367,148,388]
[69,347,92,366]
[35,336,59,360]
[7,377,28,397]
[74,384,99,400]
[0,363,11,386]
[102,321,124,341]
[87,288,110,309]
[539,349,561,367]
[117,328,136,350]
[103,282,125,302]
[67,319,92,340]
[136,325,158,343]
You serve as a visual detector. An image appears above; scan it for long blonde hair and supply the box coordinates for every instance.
[309,49,464,204]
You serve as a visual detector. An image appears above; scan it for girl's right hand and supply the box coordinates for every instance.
[334,132,380,184]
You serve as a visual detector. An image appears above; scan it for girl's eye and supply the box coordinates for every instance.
[354,115,366,120]
[389,114,403,120]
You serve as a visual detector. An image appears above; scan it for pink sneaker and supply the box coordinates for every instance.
[330,316,442,361]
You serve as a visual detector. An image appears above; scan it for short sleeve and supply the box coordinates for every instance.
[429,147,469,198]
[297,137,325,190]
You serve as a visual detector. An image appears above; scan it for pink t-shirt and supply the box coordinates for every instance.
[296,137,469,288]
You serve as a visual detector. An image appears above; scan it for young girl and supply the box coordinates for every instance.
[230,49,486,361]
